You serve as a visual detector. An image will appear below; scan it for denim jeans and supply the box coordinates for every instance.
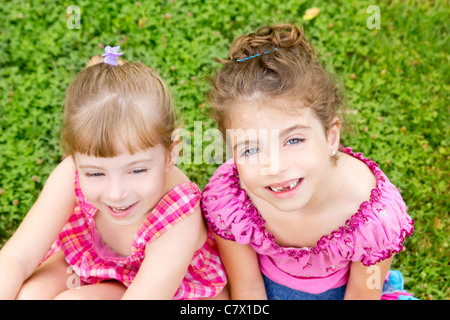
[263,274,400,300]
[263,274,347,300]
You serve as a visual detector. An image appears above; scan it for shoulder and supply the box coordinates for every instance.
[142,165,202,230]
[160,166,202,213]
[160,181,201,218]
[48,156,76,185]
[163,166,192,193]
[138,178,203,246]
[335,148,379,210]
[201,159,263,244]
[39,156,77,205]
[339,148,414,266]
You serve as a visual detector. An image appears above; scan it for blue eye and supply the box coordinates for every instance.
[286,138,304,145]
[243,148,260,157]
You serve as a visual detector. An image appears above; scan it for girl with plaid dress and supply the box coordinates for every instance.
[0,47,227,300]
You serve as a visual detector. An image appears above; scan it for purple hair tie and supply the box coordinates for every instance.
[102,46,123,66]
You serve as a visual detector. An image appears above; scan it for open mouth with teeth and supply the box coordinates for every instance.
[110,205,132,213]
[107,202,138,218]
[266,178,303,195]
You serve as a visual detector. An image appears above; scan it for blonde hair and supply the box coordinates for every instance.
[62,55,176,158]
[208,23,345,135]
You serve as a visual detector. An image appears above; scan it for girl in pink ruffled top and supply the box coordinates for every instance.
[201,24,415,300]
[0,47,227,300]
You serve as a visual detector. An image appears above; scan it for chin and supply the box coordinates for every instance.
[272,202,305,213]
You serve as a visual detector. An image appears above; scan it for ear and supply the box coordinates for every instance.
[327,116,341,156]
[166,134,180,171]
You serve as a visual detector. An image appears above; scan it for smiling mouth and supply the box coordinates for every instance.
[267,178,302,193]
[106,202,138,217]
[110,205,133,213]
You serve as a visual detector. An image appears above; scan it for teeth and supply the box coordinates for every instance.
[110,205,131,212]
[269,179,300,193]
[271,186,283,192]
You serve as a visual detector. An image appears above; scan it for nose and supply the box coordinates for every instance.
[260,149,288,176]
[105,177,129,203]
[258,128,289,176]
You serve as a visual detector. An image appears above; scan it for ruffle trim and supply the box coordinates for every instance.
[202,147,414,265]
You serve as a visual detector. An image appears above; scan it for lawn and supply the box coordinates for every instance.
[0,0,448,300]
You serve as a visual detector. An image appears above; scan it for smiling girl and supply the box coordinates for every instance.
[201,24,415,300]
[0,47,227,300]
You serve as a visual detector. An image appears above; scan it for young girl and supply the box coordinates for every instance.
[0,46,227,300]
[201,24,415,300]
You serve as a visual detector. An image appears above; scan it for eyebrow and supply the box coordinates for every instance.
[126,159,155,167]
[280,124,312,137]
[77,159,154,170]
[232,124,311,151]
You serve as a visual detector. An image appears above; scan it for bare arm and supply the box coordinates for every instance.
[214,235,267,300]
[122,207,206,300]
[0,157,76,299]
[344,256,393,300]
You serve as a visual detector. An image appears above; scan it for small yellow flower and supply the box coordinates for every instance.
[303,7,320,21]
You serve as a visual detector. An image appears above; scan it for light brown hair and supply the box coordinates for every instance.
[62,56,176,158]
[207,23,345,136]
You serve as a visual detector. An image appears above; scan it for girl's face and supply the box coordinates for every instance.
[227,101,340,214]
[75,144,171,227]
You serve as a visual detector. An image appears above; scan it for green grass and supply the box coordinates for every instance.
[0,0,448,300]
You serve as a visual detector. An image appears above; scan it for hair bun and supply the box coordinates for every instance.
[86,55,126,68]
[86,55,104,67]
[228,23,314,62]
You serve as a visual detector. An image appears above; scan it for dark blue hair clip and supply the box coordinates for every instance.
[236,48,278,62]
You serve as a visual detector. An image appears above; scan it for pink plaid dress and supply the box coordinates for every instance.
[45,172,227,299]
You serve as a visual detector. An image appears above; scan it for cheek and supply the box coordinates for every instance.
[78,180,102,202]
[301,140,329,165]
[236,165,261,189]
[303,155,327,175]
[137,171,166,197]
[140,183,162,199]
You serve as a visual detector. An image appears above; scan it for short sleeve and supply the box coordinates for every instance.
[201,160,266,245]
[139,182,201,244]
[341,174,414,266]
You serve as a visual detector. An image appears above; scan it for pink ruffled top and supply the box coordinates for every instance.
[201,147,414,294]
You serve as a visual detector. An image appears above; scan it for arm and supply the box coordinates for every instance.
[214,235,267,300]
[0,157,76,299]
[122,207,206,300]
[344,256,393,300]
